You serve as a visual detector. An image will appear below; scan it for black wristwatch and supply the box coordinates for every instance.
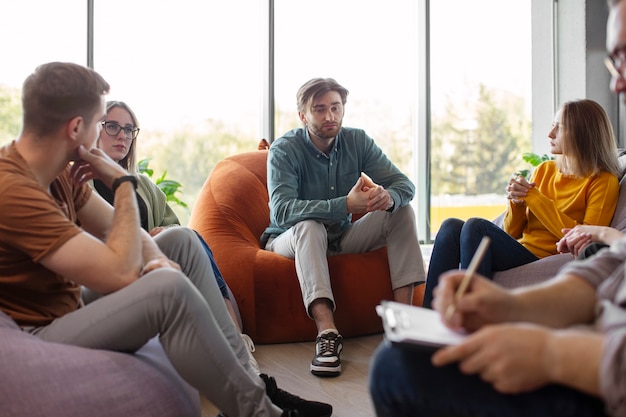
[111,175,138,193]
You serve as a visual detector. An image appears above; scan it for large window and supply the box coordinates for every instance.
[93,0,262,223]
[274,0,421,240]
[0,1,86,145]
[429,0,532,240]
[274,0,419,185]
[0,1,539,240]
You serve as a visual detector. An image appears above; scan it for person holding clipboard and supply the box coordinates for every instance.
[368,4,626,415]
[375,237,490,348]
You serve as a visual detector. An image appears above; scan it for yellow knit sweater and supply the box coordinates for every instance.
[503,160,620,258]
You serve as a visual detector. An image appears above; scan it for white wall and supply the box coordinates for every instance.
[532,0,622,151]
[531,0,557,156]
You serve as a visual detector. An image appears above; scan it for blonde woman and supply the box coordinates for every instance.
[423,99,621,308]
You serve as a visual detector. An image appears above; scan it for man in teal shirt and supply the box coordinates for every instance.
[262,77,426,377]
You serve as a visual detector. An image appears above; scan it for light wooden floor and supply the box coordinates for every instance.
[201,333,383,417]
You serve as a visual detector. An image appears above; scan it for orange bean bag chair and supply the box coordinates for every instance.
[189,142,424,343]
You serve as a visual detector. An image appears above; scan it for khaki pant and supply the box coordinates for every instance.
[266,205,425,316]
[32,227,282,417]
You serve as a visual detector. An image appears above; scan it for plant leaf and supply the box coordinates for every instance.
[137,158,188,209]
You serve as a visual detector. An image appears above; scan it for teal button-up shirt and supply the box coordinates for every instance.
[261,127,415,249]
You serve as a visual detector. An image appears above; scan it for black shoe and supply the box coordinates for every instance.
[260,373,333,417]
[219,410,301,417]
[310,330,343,377]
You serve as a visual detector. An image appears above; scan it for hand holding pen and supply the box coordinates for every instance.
[432,237,516,332]
[444,236,491,320]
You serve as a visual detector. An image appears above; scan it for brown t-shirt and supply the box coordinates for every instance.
[0,141,91,327]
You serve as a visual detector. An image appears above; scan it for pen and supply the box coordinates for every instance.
[444,236,491,320]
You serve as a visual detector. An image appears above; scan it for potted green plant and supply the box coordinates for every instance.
[138,158,188,210]
[515,152,554,179]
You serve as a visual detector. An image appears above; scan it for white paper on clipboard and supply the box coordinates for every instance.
[376,301,467,348]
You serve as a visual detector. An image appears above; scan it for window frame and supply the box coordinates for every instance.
[82,0,585,243]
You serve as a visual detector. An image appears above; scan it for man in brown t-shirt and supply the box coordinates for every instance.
[0,62,331,417]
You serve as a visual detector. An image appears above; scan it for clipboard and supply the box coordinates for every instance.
[376,301,467,348]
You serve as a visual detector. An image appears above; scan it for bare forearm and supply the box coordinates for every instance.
[513,275,597,327]
[140,230,168,265]
[546,330,603,395]
[598,227,625,246]
[106,182,143,276]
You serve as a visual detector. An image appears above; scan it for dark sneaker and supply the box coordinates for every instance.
[260,373,332,417]
[219,407,302,417]
[281,410,301,417]
[310,330,343,377]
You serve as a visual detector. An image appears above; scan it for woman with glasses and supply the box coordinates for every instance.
[93,101,261,373]
[95,102,178,234]
[422,99,621,308]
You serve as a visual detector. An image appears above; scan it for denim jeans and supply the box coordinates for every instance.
[423,217,538,308]
[368,340,608,417]
[194,230,229,298]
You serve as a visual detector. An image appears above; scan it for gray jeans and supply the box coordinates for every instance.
[31,227,281,417]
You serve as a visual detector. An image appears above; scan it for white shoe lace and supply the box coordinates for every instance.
[241,333,256,353]
[241,333,260,375]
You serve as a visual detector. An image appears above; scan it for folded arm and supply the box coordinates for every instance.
[432,323,603,396]
[558,225,624,256]
[42,180,143,294]
[41,146,172,294]
[525,172,619,238]
[432,269,602,395]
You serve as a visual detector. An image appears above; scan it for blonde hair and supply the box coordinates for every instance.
[556,99,620,178]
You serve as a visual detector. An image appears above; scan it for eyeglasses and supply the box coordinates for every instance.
[605,56,623,79]
[605,46,626,80]
[101,121,140,140]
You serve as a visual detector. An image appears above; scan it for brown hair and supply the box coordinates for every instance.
[101,101,141,174]
[21,62,110,137]
[557,99,620,178]
[296,78,349,115]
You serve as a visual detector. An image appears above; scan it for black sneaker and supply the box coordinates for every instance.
[218,408,302,417]
[260,373,332,417]
[281,410,301,417]
[310,330,343,377]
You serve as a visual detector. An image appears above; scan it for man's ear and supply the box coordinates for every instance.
[66,116,83,142]
[298,111,308,125]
